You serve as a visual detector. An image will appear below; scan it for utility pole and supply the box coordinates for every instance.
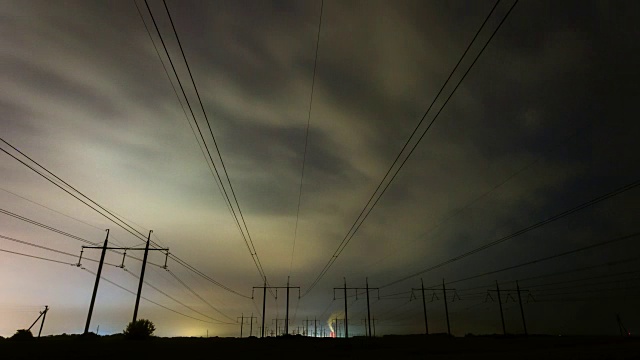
[362,319,368,337]
[334,277,379,338]
[84,230,109,334]
[493,280,531,336]
[80,229,168,332]
[28,305,49,338]
[314,317,317,337]
[411,278,429,335]
[303,317,312,336]
[237,313,245,338]
[488,281,507,335]
[272,318,287,336]
[422,279,457,336]
[247,313,257,337]
[372,316,376,337]
[253,278,299,337]
[516,280,528,336]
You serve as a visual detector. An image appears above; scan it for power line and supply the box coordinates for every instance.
[2,133,248,298]
[122,268,234,324]
[83,268,218,324]
[382,178,640,289]
[303,0,516,296]
[167,269,236,322]
[132,0,239,239]
[442,232,640,287]
[0,140,152,246]
[290,0,324,277]
[0,233,119,267]
[0,246,76,266]
[160,0,267,281]
[1,207,97,245]
[142,0,269,286]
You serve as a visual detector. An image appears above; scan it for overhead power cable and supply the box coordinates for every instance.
[167,269,236,322]
[83,268,217,324]
[0,246,76,266]
[142,0,269,286]
[289,0,324,277]
[303,0,517,296]
[443,231,640,286]
[0,138,156,247]
[122,268,234,324]
[1,137,247,297]
[382,178,640,289]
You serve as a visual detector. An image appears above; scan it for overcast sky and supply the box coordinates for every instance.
[1,0,639,338]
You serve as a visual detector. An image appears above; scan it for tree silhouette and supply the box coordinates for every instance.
[10,329,34,341]
[123,319,156,339]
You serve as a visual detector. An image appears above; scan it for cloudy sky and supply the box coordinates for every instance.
[1,0,639,338]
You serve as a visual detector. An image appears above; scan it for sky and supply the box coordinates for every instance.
[1,0,639,338]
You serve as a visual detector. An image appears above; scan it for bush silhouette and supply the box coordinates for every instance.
[11,329,34,341]
[123,319,155,339]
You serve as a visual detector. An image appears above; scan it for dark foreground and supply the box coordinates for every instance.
[1,334,638,359]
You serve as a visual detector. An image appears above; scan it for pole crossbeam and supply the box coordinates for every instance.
[333,277,379,338]
[487,280,530,335]
[252,277,300,337]
[417,279,457,335]
[83,230,167,333]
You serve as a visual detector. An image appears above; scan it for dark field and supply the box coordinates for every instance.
[1,334,639,360]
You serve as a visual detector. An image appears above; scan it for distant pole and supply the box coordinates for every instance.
[314,317,317,337]
[496,281,506,335]
[286,276,290,335]
[38,306,48,338]
[366,278,372,338]
[517,281,528,336]
[443,278,451,335]
[261,279,266,338]
[237,313,244,338]
[373,316,376,337]
[344,277,349,338]
[250,313,254,336]
[421,278,429,335]
[132,230,152,323]
[84,229,109,334]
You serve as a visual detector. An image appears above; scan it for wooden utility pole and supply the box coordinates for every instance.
[253,278,299,337]
[248,313,257,337]
[488,281,507,335]
[334,277,379,338]
[81,230,168,332]
[303,317,312,336]
[28,305,49,338]
[84,230,109,334]
[236,313,245,338]
[422,279,458,335]
[493,280,531,336]
[272,318,287,336]
[411,278,429,335]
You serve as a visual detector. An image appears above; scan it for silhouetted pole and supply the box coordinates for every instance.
[38,306,48,337]
[261,280,266,337]
[497,281,506,335]
[344,278,349,338]
[84,229,109,334]
[132,230,152,323]
[314,317,317,337]
[517,280,528,336]
[362,318,368,336]
[366,278,372,337]
[237,313,244,338]
[249,313,256,336]
[442,278,450,335]
[419,278,429,335]
[373,316,377,337]
[286,276,290,335]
